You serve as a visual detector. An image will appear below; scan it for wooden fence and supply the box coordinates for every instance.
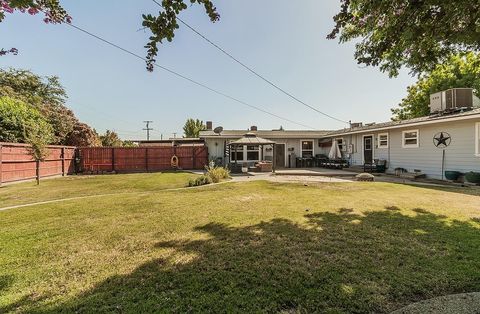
[78,146,208,173]
[0,142,76,185]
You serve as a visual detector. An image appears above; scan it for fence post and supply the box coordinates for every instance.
[192,145,196,169]
[145,148,149,172]
[61,147,66,176]
[111,148,115,172]
[0,143,3,186]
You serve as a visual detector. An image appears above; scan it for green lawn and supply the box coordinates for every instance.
[0,172,198,208]
[0,174,479,313]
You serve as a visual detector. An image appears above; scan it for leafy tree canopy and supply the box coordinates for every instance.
[183,118,206,138]
[391,53,480,120]
[100,130,123,147]
[328,0,480,77]
[0,68,98,145]
[0,96,53,143]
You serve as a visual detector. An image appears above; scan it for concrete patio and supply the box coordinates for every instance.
[273,168,357,177]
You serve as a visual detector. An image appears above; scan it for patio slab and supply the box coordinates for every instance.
[274,168,357,177]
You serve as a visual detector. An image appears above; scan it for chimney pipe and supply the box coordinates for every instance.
[206,121,213,130]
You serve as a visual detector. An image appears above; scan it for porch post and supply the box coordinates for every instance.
[272,144,276,173]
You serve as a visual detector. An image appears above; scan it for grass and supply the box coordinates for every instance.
[0,174,479,313]
[0,172,198,208]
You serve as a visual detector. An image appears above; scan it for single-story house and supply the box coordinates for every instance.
[200,89,480,180]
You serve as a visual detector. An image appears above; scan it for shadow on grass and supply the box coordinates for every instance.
[8,210,480,313]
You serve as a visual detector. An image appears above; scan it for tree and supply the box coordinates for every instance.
[65,122,101,147]
[100,130,123,147]
[0,68,85,145]
[328,1,480,77]
[0,96,53,142]
[391,53,480,120]
[183,118,206,138]
[24,122,53,185]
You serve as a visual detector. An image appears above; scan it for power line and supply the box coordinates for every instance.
[151,0,348,124]
[65,23,315,130]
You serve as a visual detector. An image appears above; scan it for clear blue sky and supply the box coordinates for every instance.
[0,0,416,140]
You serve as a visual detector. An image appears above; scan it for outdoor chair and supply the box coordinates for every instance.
[364,159,387,173]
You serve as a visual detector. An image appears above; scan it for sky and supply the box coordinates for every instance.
[0,0,417,140]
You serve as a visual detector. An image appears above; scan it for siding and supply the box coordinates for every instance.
[330,119,480,179]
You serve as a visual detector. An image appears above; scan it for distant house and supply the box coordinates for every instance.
[200,88,480,179]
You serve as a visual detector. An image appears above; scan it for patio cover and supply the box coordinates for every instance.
[227,133,276,146]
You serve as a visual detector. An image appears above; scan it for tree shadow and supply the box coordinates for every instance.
[10,210,480,313]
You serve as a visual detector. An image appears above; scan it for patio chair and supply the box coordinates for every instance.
[364,159,387,173]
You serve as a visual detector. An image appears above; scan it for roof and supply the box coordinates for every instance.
[227,133,275,146]
[199,108,480,140]
[323,108,480,137]
[200,129,331,139]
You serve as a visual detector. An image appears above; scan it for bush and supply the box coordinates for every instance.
[205,165,230,183]
[188,175,212,187]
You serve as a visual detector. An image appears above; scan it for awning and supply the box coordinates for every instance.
[228,133,275,146]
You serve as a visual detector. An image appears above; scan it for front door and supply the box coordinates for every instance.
[275,144,285,168]
[363,136,373,164]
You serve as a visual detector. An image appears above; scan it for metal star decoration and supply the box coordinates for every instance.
[433,132,451,148]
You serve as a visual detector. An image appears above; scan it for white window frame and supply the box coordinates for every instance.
[377,133,389,149]
[476,122,480,157]
[246,145,260,161]
[300,140,314,157]
[402,129,419,148]
[335,138,345,151]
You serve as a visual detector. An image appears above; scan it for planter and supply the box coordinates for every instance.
[444,171,462,181]
[465,172,480,184]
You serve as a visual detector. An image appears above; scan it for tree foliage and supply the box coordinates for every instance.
[100,130,123,147]
[0,96,53,142]
[65,122,101,147]
[142,0,219,71]
[0,0,70,23]
[328,0,480,77]
[0,68,98,146]
[392,53,480,120]
[183,118,206,138]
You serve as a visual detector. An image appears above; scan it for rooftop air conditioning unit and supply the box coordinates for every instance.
[429,88,480,113]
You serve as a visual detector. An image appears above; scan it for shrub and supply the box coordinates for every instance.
[188,175,212,187]
[205,165,230,183]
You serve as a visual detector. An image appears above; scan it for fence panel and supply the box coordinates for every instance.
[79,146,208,173]
[0,142,76,185]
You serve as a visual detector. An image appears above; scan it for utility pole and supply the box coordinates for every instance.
[143,121,153,141]
[172,132,177,139]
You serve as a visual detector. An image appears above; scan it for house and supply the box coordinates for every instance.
[199,88,480,180]
[320,108,480,179]
[200,126,331,168]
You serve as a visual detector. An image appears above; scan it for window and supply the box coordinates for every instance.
[402,130,419,148]
[231,145,244,161]
[364,137,372,150]
[301,140,314,157]
[378,133,389,148]
[336,138,345,151]
[246,145,260,161]
[476,123,480,156]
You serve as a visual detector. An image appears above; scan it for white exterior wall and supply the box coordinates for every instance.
[204,137,324,167]
[333,119,480,179]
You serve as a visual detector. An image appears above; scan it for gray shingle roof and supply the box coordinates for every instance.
[324,108,480,137]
